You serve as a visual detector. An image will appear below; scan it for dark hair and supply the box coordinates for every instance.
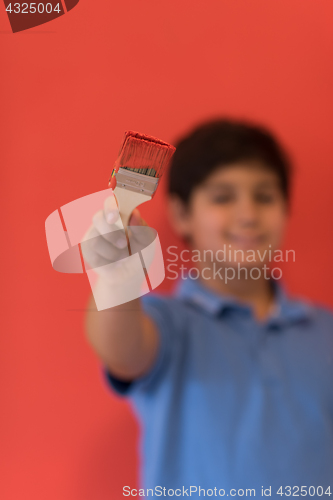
[168,118,292,204]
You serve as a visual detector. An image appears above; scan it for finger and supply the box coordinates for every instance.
[128,208,145,226]
[104,195,120,225]
[81,226,104,259]
[128,208,154,245]
[81,228,113,269]
[81,223,98,243]
[128,230,157,257]
[129,223,156,246]
[84,252,111,270]
[94,234,124,261]
[93,209,128,250]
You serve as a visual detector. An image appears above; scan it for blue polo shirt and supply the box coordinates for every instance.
[102,277,333,498]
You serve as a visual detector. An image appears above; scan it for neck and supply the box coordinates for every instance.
[196,264,275,321]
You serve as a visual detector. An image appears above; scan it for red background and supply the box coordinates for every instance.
[1,1,332,499]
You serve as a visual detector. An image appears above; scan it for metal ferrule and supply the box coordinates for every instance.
[114,167,159,196]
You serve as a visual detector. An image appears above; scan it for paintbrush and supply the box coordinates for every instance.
[109,131,176,227]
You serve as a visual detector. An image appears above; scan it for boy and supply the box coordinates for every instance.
[83,119,333,498]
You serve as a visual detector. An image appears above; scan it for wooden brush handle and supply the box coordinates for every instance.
[113,185,152,228]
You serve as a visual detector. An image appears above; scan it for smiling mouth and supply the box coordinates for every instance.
[227,234,266,246]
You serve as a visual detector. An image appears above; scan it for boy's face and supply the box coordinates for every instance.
[168,161,288,268]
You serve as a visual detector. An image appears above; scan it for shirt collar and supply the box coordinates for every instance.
[174,275,313,326]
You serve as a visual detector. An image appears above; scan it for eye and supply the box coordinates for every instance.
[211,193,234,204]
[255,192,275,203]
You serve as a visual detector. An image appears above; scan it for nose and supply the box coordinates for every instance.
[235,196,260,228]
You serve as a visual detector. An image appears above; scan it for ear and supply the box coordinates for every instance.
[166,195,192,239]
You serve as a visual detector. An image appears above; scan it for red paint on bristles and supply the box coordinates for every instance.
[113,131,176,179]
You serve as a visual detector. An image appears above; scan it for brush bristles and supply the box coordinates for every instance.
[114,131,176,179]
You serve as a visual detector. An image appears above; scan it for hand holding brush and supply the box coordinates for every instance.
[81,131,176,305]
